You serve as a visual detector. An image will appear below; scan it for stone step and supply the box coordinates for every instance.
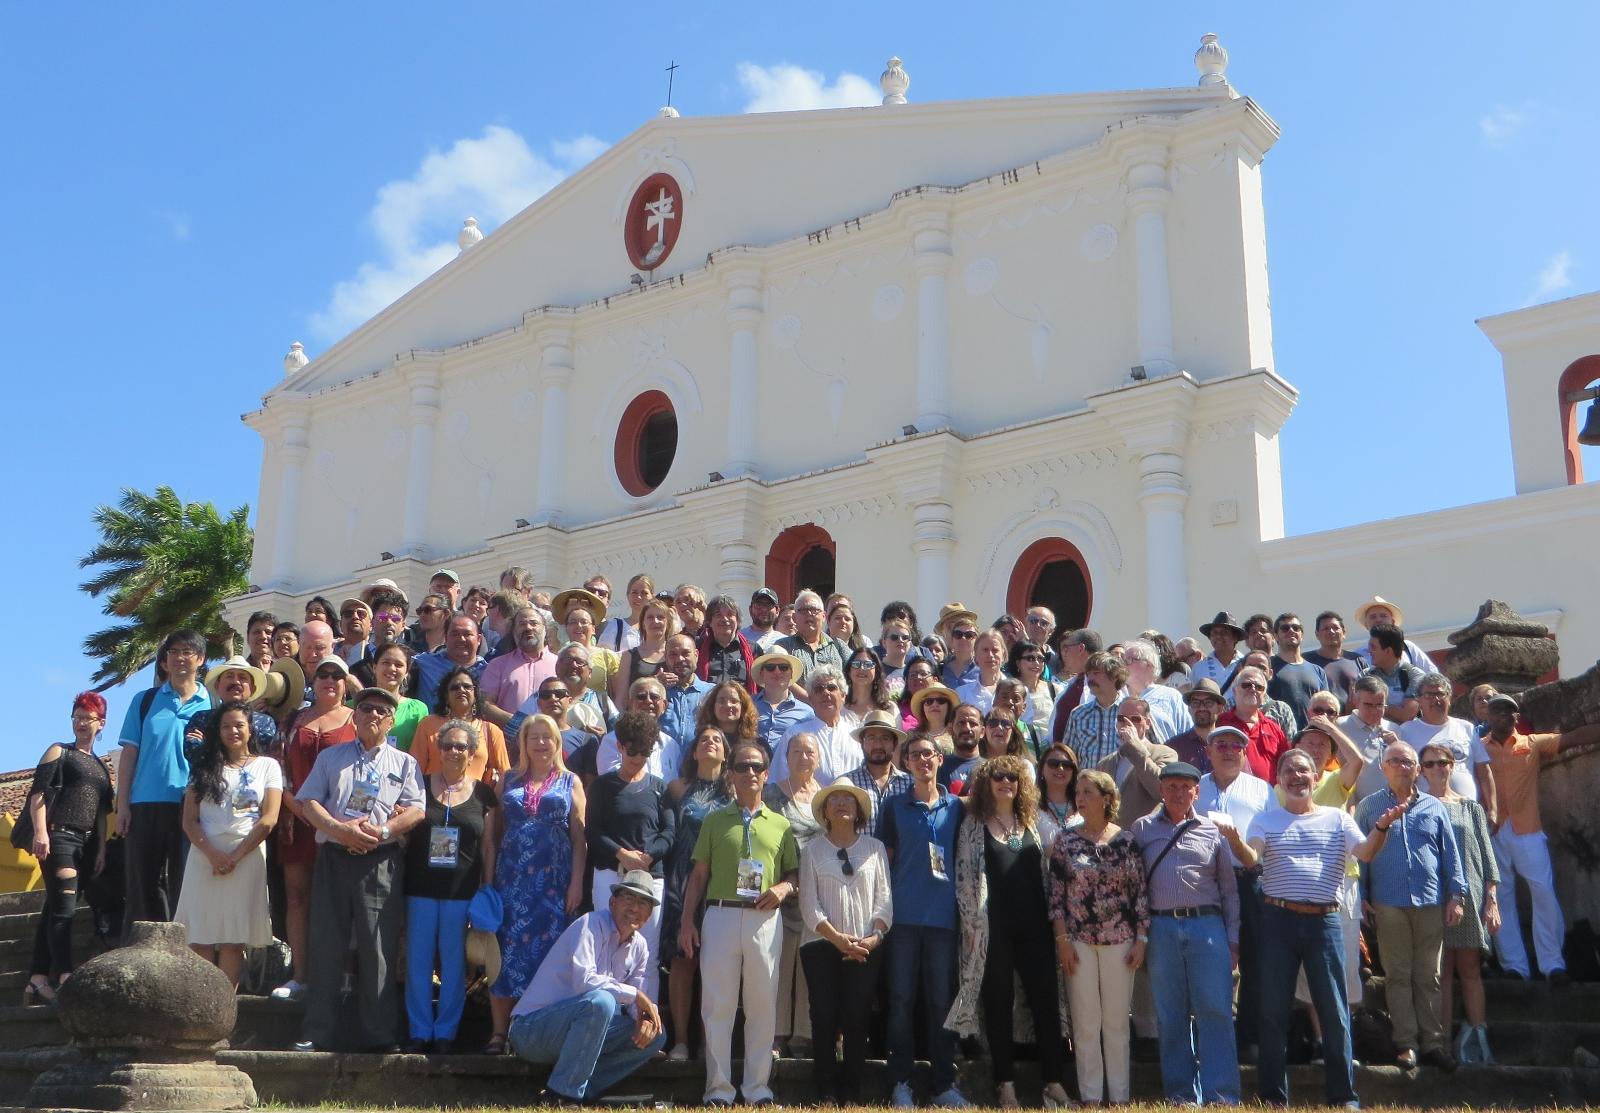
[1,1045,1595,1109]
[1367,974,1600,1023]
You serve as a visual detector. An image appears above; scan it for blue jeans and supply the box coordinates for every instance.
[1147,914,1240,1104]
[1258,904,1356,1107]
[405,896,469,1041]
[509,989,665,1100]
[886,924,959,1092]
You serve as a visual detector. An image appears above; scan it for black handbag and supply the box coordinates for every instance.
[9,758,63,852]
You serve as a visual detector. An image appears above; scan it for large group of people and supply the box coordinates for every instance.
[21,569,1600,1108]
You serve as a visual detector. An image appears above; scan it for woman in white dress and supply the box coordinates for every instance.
[175,700,282,987]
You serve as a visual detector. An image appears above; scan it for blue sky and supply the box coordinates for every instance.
[3,3,1598,778]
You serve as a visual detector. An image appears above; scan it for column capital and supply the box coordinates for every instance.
[721,267,765,324]
[866,430,964,507]
[678,476,766,548]
[1088,373,1197,459]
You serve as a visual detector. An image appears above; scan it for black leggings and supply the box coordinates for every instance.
[981,922,1065,1085]
[801,940,883,1103]
[31,827,92,982]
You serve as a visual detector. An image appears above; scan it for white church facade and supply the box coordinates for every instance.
[228,39,1600,674]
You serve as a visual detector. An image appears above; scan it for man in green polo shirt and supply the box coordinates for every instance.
[678,741,799,1107]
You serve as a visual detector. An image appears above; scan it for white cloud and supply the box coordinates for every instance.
[1524,249,1574,306]
[736,62,878,113]
[1478,103,1529,143]
[310,125,606,340]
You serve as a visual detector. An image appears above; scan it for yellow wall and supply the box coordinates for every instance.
[0,814,43,893]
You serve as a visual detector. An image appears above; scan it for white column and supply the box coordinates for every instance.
[717,540,760,605]
[399,365,441,557]
[911,498,956,621]
[534,328,575,523]
[1126,155,1177,377]
[723,270,763,476]
[267,399,310,591]
[1137,451,1190,635]
[910,210,952,429]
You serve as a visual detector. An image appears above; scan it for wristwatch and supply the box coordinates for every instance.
[379,824,391,842]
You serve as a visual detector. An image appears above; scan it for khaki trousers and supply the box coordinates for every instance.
[1374,903,1446,1052]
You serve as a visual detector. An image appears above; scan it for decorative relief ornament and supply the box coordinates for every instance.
[1080,223,1119,262]
[623,173,684,270]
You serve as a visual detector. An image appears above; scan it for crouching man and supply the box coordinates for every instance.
[508,869,667,1104]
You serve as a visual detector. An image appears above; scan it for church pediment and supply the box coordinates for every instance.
[277,85,1263,398]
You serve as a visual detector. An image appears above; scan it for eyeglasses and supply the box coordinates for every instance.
[1018,654,1045,663]
[813,683,841,693]
[1276,623,1303,632]
[590,586,611,598]
[1044,758,1075,771]
[950,628,978,640]
[439,742,470,754]
[539,688,571,699]
[990,772,1020,784]
[1383,757,1418,768]
[374,610,405,622]
[356,703,393,716]
[836,847,855,877]
[849,659,877,671]
[1211,740,1247,752]
[1026,616,1052,627]
[984,717,1015,729]
[731,760,767,774]
[1238,681,1266,691]
[623,744,655,757]
[340,609,367,619]
[315,669,345,681]
[166,646,202,659]
[884,633,911,643]
[921,696,950,706]
[760,662,790,672]
[1421,759,1453,769]
[417,605,441,614]
[796,606,823,615]
[905,749,938,762]
[447,682,477,692]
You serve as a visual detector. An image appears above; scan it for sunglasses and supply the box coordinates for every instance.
[538,688,571,699]
[760,662,790,672]
[356,703,393,716]
[340,609,367,619]
[1211,740,1247,752]
[1018,654,1045,663]
[837,847,855,877]
[849,659,878,671]
[1238,681,1266,691]
[884,633,911,643]
[731,760,767,774]
[315,669,345,681]
[1044,758,1075,771]
[447,682,477,692]
[813,683,842,693]
[439,742,471,754]
[950,629,978,639]
[374,610,405,622]
[985,717,1014,728]
[1421,759,1453,769]
[921,696,950,706]
[417,605,442,614]
[624,744,656,757]
[990,772,1020,784]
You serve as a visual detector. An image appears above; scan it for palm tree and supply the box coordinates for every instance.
[78,486,253,691]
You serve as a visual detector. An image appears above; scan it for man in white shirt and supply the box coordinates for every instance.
[741,587,783,652]
[1399,673,1494,805]
[1196,724,1272,1062]
[1338,676,1402,805]
[773,666,862,784]
[1120,639,1193,744]
[594,678,681,781]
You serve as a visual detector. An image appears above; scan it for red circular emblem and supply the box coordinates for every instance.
[623,173,683,271]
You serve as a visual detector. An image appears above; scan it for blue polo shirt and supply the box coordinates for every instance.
[879,787,964,929]
[756,693,810,755]
[119,682,213,805]
[661,678,713,750]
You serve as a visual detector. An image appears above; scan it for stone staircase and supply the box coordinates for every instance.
[0,890,1595,1107]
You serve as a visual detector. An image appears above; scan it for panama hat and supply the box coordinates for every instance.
[811,781,874,827]
[752,651,804,678]
[1354,595,1406,629]
[552,587,607,624]
[610,868,663,906]
[909,685,961,717]
[852,708,908,746]
[258,656,306,720]
[935,602,980,635]
[204,656,267,702]
[465,929,501,987]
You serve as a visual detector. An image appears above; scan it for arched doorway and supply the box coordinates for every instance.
[765,524,836,604]
[1006,538,1092,632]
[1558,355,1600,484]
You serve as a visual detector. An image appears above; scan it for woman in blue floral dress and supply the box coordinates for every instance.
[660,724,730,1059]
[486,714,586,1054]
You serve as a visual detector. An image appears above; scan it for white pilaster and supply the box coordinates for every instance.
[399,358,442,558]
[534,324,576,523]
[266,395,311,591]
[1090,376,1197,635]
[678,478,765,606]
[865,432,964,620]
[723,269,764,476]
[909,207,953,430]
[1125,150,1177,378]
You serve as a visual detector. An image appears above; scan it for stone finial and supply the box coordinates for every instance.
[880,56,910,105]
[1194,33,1229,87]
[283,341,308,376]
[458,216,484,251]
[658,105,680,118]
[1443,599,1560,717]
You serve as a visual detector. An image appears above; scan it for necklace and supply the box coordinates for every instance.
[992,816,1024,850]
[1047,800,1071,823]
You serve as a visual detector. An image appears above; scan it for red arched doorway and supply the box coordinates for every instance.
[1558,355,1600,485]
[765,524,836,605]
[1006,538,1092,632]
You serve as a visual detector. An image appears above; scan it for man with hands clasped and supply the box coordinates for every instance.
[678,741,800,1107]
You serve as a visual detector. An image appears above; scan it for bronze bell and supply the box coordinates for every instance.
[1579,396,1600,447]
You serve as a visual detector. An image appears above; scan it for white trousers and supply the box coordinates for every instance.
[1067,940,1135,1102]
[700,904,782,1103]
[1492,828,1565,977]
[592,868,664,970]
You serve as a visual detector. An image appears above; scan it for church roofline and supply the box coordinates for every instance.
[1477,289,1600,349]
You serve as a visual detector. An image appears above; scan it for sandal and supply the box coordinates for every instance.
[484,1033,508,1056]
[23,982,58,1006]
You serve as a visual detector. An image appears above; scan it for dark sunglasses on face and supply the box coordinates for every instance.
[884,633,911,642]
[439,742,470,754]
[950,629,977,639]
[1044,758,1074,771]
[539,688,571,699]
[731,760,767,774]
[1238,681,1266,691]
[760,663,790,673]
[375,611,405,622]
[1019,654,1045,663]
[624,744,655,757]
[356,704,392,716]
[417,605,441,614]
[1212,740,1247,752]
[315,670,344,681]
[990,772,1020,784]
[921,696,950,706]
[985,717,1014,728]
[849,659,877,670]
[447,682,476,692]
[1421,759,1453,769]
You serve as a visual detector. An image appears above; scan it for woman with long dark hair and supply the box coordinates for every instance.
[23,692,114,1004]
[410,665,510,784]
[843,646,896,721]
[175,701,282,988]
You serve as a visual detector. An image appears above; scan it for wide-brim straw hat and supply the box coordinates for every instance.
[810,781,874,827]
[553,587,607,624]
[465,928,501,986]
[909,685,960,717]
[852,708,908,746]
[935,602,979,635]
[259,656,306,719]
[1354,595,1406,629]
[203,656,268,702]
[752,651,805,678]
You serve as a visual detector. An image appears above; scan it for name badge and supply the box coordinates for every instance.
[429,825,460,868]
[735,858,765,900]
[345,765,381,820]
[928,842,948,882]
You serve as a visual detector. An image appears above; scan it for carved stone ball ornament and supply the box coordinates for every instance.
[624,172,684,271]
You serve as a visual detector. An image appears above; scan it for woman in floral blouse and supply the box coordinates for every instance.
[1047,769,1150,1104]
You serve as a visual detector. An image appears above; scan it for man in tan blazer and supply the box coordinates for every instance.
[1095,697,1180,824]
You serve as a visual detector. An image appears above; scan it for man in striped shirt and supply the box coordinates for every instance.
[1062,651,1127,768]
[1226,749,1403,1107]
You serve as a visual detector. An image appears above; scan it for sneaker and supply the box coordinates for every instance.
[892,1082,916,1108]
[931,1086,971,1108]
[270,979,307,1001]
[292,1040,318,1052]
[668,1043,690,1061]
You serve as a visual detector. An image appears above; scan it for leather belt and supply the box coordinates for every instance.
[1151,904,1221,918]
[1264,896,1338,915]
[707,898,756,909]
